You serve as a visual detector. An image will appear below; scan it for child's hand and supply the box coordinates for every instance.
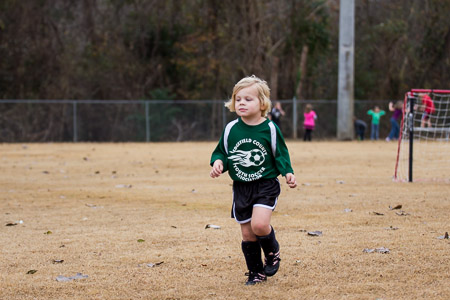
[210,160,223,178]
[285,173,297,188]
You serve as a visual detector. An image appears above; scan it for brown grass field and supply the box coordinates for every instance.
[1,141,449,299]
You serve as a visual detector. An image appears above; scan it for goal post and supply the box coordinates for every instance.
[394,89,450,182]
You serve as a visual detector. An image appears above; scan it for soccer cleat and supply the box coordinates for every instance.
[264,251,281,276]
[245,272,267,285]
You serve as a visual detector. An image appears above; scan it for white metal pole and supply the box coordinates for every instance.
[337,0,355,140]
[293,97,298,139]
[73,101,77,142]
[145,101,150,142]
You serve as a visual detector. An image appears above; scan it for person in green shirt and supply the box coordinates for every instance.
[367,106,386,140]
[210,75,297,285]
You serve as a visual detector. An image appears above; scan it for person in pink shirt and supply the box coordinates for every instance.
[303,104,317,141]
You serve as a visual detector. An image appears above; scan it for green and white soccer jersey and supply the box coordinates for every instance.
[210,118,294,182]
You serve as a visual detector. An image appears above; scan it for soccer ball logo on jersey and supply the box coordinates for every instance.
[228,138,268,181]
[229,149,265,167]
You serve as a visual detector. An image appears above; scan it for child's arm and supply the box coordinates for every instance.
[389,102,394,111]
[285,173,297,188]
[210,160,224,178]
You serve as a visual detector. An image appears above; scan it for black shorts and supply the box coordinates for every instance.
[231,178,281,224]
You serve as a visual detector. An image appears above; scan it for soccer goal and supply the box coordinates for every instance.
[394,89,450,182]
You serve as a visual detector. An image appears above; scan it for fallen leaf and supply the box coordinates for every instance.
[6,223,17,226]
[85,203,103,209]
[371,212,384,216]
[389,204,402,210]
[307,231,323,236]
[115,184,132,188]
[139,262,164,268]
[385,226,399,230]
[205,224,221,229]
[56,273,88,282]
[52,260,64,264]
[437,232,449,240]
[363,247,390,254]
[44,231,52,235]
[137,239,145,243]
[27,270,37,274]
[395,211,410,216]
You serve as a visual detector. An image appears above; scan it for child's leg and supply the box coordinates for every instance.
[251,207,280,276]
[240,207,272,274]
[305,129,312,141]
[241,238,264,273]
[240,222,266,285]
[240,211,270,273]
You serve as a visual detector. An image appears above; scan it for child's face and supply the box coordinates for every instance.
[374,107,380,112]
[235,85,262,119]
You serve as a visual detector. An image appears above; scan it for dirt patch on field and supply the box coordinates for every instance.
[1,141,449,299]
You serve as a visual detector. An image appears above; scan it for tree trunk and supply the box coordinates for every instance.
[270,56,279,101]
[296,45,309,99]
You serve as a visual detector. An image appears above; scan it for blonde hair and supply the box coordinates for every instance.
[225,75,271,117]
[304,104,313,113]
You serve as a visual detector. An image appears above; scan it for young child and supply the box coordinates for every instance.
[420,94,435,128]
[303,104,317,141]
[386,100,403,141]
[269,101,285,130]
[367,106,386,140]
[210,75,297,285]
[354,117,367,141]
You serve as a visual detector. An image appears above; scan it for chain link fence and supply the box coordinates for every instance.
[0,99,396,142]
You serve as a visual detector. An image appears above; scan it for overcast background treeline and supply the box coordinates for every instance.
[0,0,449,141]
[1,0,449,101]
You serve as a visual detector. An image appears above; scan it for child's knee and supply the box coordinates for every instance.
[251,222,270,236]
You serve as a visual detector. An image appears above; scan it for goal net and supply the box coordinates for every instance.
[394,89,450,182]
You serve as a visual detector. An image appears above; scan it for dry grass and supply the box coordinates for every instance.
[1,141,449,300]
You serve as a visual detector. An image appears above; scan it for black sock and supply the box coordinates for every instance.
[241,240,264,273]
[256,226,279,258]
